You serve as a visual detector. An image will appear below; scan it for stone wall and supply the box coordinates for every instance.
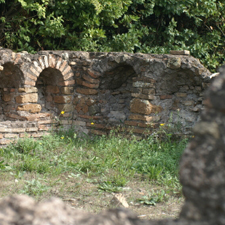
[0,48,212,145]
[1,66,225,225]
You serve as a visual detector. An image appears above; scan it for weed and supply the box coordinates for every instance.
[20,178,49,196]
[137,190,169,206]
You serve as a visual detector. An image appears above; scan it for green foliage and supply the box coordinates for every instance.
[0,0,224,70]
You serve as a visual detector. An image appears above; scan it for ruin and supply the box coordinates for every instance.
[1,65,225,225]
[0,48,212,145]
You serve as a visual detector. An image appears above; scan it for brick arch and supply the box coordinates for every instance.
[23,54,75,87]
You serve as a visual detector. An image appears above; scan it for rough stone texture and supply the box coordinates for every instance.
[0,48,215,145]
[1,67,225,224]
[179,65,225,225]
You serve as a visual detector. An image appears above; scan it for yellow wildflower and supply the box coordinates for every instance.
[61,136,64,139]
[61,111,65,115]
[160,123,165,126]
[91,122,94,125]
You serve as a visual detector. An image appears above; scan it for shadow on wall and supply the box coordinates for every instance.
[0,62,24,121]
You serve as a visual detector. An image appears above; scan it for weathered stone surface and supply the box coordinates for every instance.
[16,93,38,103]
[179,65,225,224]
[167,57,181,69]
[130,98,152,114]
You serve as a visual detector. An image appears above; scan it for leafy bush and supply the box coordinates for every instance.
[0,0,224,71]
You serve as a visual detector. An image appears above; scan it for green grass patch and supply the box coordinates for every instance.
[0,128,188,210]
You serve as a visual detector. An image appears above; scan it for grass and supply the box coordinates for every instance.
[0,127,188,219]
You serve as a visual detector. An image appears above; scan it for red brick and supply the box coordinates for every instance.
[86,123,106,129]
[59,80,75,86]
[79,115,103,120]
[90,129,107,135]
[59,61,67,72]
[64,72,74,80]
[62,66,72,76]
[54,96,72,104]
[83,74,100,84]
[30,66,39,77]
[24,113,51,121]
[77,78,99,88]
[87,70,101,78]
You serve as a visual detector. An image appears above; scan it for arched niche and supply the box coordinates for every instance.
[100,64,136,90]
[98,64,137,124]
[0,63,24,121]
[36,67,73,117]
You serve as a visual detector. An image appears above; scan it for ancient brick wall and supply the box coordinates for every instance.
[0,48,212,145]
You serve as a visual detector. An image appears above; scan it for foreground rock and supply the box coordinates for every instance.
[0,66,225,225]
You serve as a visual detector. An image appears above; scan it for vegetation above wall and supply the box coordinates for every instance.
[0,0,224,71]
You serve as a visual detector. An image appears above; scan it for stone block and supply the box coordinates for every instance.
[176,93,187,98]
[184,100,194,106]
[131,93,155,100]
[170,50,190,55]
[130,98,152,115]
[167,57,181,69]
[133,81,154,88]
[17,104,42,113]
[18,87,38,93]
[0,133,3,139]
[16,93,38,103]
[76,88,98,95]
